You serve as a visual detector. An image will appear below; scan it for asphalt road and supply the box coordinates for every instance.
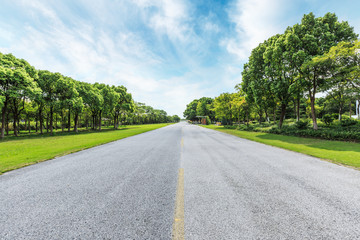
[1,122,360,239]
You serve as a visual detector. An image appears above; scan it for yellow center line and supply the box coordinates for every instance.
[172,168,184,240]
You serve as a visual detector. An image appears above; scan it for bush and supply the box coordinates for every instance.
[340,118,358,127]
[224,125,237,129]
[322,114,334,126]
[205,116,211,125]
[221,117,232,126]
[294,119,310,129]
[332,113,339,120]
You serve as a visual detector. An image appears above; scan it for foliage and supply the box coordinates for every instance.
[340,118,358,127]
[322,114,334,126]
[0,52,177,139]
[294,119,310,129]
[183,97,215,121]
[212,93,240,125]
[187,12,360,135]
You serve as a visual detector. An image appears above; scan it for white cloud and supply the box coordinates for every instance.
[223,0,288,60]
[1,0,245,116]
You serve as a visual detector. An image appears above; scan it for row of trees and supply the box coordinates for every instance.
[184,13,360,129]
[183,97,215,121]
[0,53,179,139]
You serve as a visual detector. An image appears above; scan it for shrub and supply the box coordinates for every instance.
[205,116,211,125]
[332,113,339,120]
[322,114,334,126]
[294,119,310,129]
[340,118,358,127]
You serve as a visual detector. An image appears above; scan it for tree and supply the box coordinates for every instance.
[78,82,103,130]
[183,99,199,120]
[172,115,181,122]
[263,34,299,127]
[230,92,248,123]
[196,97,215,121]
[241,38,280,125]
[285,12,358,129]
[213,93,234,125]
[37,70,64,134]
[0,54,40,138]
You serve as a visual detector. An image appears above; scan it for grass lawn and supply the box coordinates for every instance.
[203,125,360,169]
[0,123,171,174]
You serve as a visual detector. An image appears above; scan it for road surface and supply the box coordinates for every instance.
[1,122,360,239]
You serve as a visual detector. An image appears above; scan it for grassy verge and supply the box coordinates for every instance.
[203,125,360,169]
[0,123,171,174]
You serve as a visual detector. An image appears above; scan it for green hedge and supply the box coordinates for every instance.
[228,119,360,142]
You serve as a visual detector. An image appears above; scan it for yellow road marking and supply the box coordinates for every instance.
[172,168,184,240]
[181,138,184,148]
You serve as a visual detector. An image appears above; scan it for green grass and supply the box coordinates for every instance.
[0,124,171,174]
[203,125,360,169]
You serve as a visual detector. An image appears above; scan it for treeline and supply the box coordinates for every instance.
[0,53,180,139]
[184,12,360,130]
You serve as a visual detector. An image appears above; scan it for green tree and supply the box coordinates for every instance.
[0,54,40,137]
[213,93,234,125]
[196,97,215,121]
[263,34,298,127]
[285,12,358,129]
[241,41,277,124]
[183,99,199,120]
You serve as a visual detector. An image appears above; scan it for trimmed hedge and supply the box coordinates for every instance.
[226,119,360,142]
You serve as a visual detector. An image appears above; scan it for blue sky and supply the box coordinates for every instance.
[1,0,359,117]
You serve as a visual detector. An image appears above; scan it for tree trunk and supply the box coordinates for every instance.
[98,111,102,131]
[61,112,64,132]
[310,96,318,130]
[68,109,71,132]
[246,110,249,126]
[13,116,18,137]
[46,113,49,133]
[18,118,20,135]
[54,113,57,130]
[6,113,9,136]
[28,119,31,134]
[278,103,287,129]
[273,107,276,123]
[258,110,262,124]
[349,101,352,118]
[296,97,300,122]
[74,113,78,133]
[265,109,269,122]
[39,108,43,134]
[1,100,7,139]
[338,105,343,121]
[49,107,53,134]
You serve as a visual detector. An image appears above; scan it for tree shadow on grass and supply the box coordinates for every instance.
[255,133,360,153]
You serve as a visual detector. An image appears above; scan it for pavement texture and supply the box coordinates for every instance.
[2,122,360,239]
[182,123,360,239]
[0,124,181,239]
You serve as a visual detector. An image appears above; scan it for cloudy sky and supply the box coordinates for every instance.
[0,0,359,117]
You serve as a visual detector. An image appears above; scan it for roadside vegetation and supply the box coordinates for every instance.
[0,53,180,140]
[184,12,360,142]
[0,123,171,174]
